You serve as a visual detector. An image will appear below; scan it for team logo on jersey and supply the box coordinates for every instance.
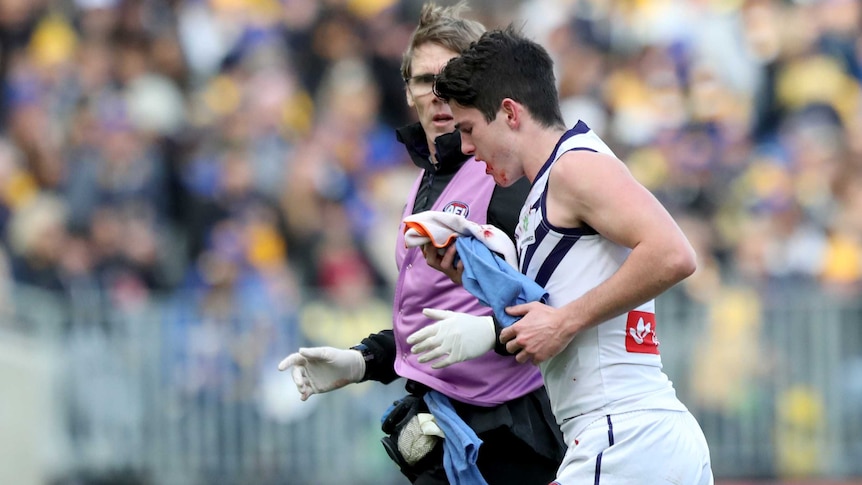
[625,311,660,354]
[443,201,469,217]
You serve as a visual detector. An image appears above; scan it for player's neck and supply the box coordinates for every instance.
[523,127,568,183]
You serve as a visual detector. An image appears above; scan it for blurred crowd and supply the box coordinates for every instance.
[0,0,860,481]
[0,0,858,316]
[2,0,862,386]
[525,0,862,302]
[0,0,859,312]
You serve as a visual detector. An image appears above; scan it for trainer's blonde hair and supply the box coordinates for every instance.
[400,2,485,80]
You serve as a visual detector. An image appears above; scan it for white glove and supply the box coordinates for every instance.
[277,346,365,401]
[398,413,444,466]
[407,308,496,369]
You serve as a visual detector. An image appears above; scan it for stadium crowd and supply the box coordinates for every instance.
[0,0,860,482]
[1,0,860,311]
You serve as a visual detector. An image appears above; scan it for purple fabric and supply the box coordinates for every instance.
[393,158,543,407]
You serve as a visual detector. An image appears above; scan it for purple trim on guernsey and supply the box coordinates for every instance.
[533,236,578,288]
[519,220,548,274]
[532,120,591,183]
[539,182,598,237]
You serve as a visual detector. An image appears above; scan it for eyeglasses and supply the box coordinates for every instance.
[405,73,436,97]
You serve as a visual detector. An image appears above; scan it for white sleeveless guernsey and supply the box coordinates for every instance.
[515,121,687,434]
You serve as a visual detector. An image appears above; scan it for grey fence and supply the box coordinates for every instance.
[1,284,860,484]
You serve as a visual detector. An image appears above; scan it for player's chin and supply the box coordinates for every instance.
[492,171,520,188]
[486,170,521,187]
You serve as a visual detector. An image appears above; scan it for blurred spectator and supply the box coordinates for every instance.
[689,286,776,475]
[775,385,826,477]
[297,200,391,349]
[6,193,69,291]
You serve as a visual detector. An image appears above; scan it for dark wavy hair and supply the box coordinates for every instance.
[434,26,565,128]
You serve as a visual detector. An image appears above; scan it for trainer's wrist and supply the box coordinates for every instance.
[349,344,373,381]
[491,316,515,356]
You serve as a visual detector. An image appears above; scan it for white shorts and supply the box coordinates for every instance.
[553,409,713,485]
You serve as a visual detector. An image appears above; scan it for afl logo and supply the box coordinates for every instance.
[443,201,469,217]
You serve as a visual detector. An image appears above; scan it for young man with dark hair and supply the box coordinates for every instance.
[414,26,714,484]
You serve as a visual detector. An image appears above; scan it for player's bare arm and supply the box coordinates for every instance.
[502,150,696,363]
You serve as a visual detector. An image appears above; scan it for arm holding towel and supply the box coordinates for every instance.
[404,211,548,368]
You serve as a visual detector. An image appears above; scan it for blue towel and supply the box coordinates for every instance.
[423,390,487,485]
[455,237,548,327]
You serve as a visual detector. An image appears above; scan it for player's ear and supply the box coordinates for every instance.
[501,98,520,128]
[406,88,415,108]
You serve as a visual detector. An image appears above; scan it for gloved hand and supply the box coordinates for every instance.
[278,347,365,401]
[407,308,495,369]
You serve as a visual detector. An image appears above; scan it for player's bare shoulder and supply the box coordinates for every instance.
[545,150,622,229]
[560,150,641,202]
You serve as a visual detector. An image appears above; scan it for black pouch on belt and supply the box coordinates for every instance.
[380,394,437,481]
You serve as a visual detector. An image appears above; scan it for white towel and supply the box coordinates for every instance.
[403,211,518,269]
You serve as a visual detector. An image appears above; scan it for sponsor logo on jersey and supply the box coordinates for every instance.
[625,310,660,354]
[443,201,469,217]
